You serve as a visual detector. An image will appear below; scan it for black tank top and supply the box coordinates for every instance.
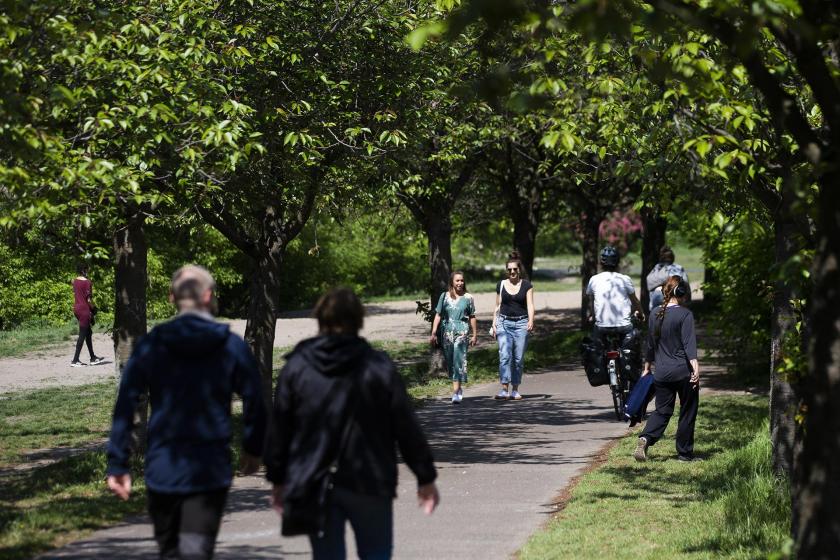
[497,279,532,317]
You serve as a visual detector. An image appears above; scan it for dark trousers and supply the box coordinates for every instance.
[310,486,393,560]
[591,324,634,347]
[147,488,228,559]
[73,324,94,362]
[640,377,699,457]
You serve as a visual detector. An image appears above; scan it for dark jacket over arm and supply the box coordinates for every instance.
[265,335,437,500]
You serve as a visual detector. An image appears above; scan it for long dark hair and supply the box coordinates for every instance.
[654,275,685,343]
[447,271,468,299]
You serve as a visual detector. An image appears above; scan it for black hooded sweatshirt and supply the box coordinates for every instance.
[265,335,437,500]
[106,312,266,493]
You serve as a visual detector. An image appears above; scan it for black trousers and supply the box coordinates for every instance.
[640,377,699,457]
[73,324,94,362]
[147,488,228,559]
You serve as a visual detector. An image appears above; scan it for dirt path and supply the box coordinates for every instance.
[0,291,583,393]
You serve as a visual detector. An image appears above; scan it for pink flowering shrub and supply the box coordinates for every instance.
[599,210,643,255]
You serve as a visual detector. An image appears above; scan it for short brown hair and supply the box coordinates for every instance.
[314,288,364,334]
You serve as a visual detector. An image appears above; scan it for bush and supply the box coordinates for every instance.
[0,243,86,329]
[278,209,429,308]
[701,216,773,376]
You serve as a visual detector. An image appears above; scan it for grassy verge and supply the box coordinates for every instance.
[0,382,116,465]
[519,395,791,559]
[0,454,146,560]
[0,321,83,359]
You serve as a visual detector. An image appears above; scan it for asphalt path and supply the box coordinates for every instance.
[43,365,628,559]
[21,288,633,559]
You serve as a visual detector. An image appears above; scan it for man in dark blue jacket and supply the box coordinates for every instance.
[106,265,266,559]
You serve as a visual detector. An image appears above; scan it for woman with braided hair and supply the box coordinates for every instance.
[633,275,701,462]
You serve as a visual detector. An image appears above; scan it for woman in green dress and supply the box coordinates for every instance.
[430,271,478,404]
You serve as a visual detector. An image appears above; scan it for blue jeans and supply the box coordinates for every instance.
[310,486,393,560]
[496,316,529,385]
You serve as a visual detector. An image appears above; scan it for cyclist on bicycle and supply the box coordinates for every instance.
[585,246,645,351]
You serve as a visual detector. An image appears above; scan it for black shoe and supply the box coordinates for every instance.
[677,455,703,462]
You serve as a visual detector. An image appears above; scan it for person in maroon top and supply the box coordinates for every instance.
[71,264,104,367]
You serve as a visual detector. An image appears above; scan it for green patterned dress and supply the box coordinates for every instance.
[435,292,476,382]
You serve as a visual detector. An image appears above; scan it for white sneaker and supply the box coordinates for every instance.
[452,392,461,404]
[495,389,509,400]
[634,437,648,462]
[70,361,87,367]
[510,390,523,400]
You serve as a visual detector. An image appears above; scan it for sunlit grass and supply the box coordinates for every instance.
[0,382,116,465]
[519,395,790,559]
[0,320,81,359]
[0,453,146,560]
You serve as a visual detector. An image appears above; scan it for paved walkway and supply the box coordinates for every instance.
[43,365,628,559]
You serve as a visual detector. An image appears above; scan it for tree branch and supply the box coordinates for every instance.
[653,0,824,164]
[194,203,259,259]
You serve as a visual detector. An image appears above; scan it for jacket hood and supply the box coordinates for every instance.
[151,313,231,357]
[291,334,369,376]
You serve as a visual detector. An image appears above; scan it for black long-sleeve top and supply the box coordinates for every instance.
[646,305,697,382]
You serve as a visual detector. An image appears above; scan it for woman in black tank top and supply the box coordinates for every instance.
[489,252,535,400]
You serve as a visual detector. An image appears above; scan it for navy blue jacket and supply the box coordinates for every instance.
[106,312,266,493]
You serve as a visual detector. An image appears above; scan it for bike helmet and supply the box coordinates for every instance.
[600,246,620,267]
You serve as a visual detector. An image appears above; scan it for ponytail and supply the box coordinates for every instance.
[654,275,683,345]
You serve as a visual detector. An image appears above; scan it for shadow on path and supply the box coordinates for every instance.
[416,390,618,466]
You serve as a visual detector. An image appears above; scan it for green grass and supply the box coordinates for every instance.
[0,453,146,560]
[519,395,791,560]
[0,320,82,359]
[0,381,116,465]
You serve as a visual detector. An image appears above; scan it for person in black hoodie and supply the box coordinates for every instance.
[633,275,700,462]
[106,265,266,559]
[265,287,439,560]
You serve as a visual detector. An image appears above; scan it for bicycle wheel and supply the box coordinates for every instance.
[611,386,622,420]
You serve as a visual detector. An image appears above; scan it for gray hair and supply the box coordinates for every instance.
[170,265,216,312]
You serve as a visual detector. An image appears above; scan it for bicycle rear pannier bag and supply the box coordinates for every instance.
[580,337,609,387]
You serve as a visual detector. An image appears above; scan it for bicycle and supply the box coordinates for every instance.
[599,330,635,421]
[581,320,644,421]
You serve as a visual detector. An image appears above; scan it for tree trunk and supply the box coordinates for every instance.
[113,212,148,452]
[796,168,840,556]
[770,196,802,481]
[500,170,542,278]
[243,251,283,408]
[640,208,667,313]
[580,209,601,330]
[427,217,453,307]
